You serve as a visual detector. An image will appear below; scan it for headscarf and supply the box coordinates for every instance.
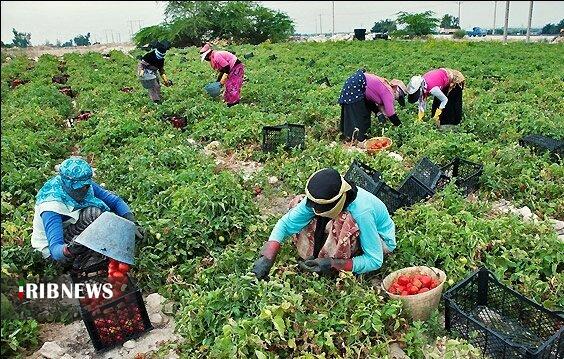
[200,43,212,61]
[407,75,424,103]
[305,168,358,258]
[36,157,110,212]
[338,69,367,105]
[154,40,170,60]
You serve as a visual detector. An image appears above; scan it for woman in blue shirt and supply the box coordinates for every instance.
[252,168,396,279]
[31,157,143,268]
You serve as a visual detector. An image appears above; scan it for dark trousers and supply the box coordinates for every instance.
[340,100,371,141]
[432,84,463,125]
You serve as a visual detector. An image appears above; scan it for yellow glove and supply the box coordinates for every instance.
[161,74,171,87]
[433,108,443,120]
[220,73,228,85]
[417,111,424,121]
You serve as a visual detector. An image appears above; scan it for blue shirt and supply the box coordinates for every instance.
[41,183,130,261]
[269,187,396,274]
[338,69,367,105]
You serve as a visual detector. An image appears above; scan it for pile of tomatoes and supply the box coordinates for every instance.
[93,305,146,346]
[387,273,440,296]
[79,259,131,311]
[366,137,392,152]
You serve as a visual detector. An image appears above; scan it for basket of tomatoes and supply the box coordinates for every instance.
[365,137,393,154]
[71,259,153,351]
[381,266,446,321]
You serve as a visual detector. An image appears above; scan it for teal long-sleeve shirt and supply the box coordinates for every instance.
[269,187,396,274]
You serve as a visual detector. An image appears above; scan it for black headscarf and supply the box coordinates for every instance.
[305,168,358,257]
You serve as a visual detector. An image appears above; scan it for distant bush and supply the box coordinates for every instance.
[453,29,466,39]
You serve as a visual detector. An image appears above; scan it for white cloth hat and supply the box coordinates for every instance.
[407,75,423,94]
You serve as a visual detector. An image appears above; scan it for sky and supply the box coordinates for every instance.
[1,1,563,45]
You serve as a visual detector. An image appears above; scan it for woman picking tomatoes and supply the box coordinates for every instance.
[199,42,245,107]
[252,168,396,279]
[31,157,144,269]
[339,69,407,143]
[406,68,465,127]
[137,40,172,104]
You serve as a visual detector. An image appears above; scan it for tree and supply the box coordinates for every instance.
[74,33,91,46]
[541,19,564,34]
[11,28,31,48]
[395,11,440,37]
[440,14,459,29]
[134,1,294,47]
[371,19,397,33]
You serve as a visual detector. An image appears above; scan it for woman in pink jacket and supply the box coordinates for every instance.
[406,68,465,126]
[199,43,245,107]
[339,69,407,142]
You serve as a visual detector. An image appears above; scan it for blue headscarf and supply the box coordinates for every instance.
[338,69,367,105]
[36,157,110,211]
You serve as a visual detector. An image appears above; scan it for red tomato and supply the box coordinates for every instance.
[109,260,119,271]
[420,275,432,288]
[412,278,423,289]
[397,276,410,286]
[118,263,130,273]
[400,291,409,297]
[111,271,125,280]
[408,285,419,295]
[430,280,439,289]
[418,287,430,294]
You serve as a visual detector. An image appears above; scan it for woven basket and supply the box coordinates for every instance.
[366,137,392,154]
[381,266,446,321]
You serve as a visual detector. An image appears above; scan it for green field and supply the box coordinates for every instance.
[1,40,563,358]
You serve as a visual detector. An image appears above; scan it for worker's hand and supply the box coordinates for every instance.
[64,241,89,258]
[299,258,335,275]
[251,241,281,280]
[122,212,145,240]
[137,68,144,77]
[417,111,424,122]
[161,74,172,87]
[220,73,228,86]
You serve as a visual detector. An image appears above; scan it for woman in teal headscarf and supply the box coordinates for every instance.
[31,157,143,268]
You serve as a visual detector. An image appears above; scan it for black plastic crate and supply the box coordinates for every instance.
[344,160,382,194]
[343,160,407,214]
[71,262,153,351]
[519,135,564,162]
[398,175,435,206]
[411,157,444,189]
[80,288,153,351]
[398,157,445,205]
[262,123,305,152]
[444,267,563,359]
[375,182,407,215]
[440,158,484,196]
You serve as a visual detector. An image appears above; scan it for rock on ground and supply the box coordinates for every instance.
[39,342,66,359]
[145,293,165,315]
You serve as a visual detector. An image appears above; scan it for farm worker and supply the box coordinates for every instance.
[199,43,245,107]
[406,68,465,126]
[137,40,172,103]
[252,168,396,279]
[31,157,144,269]
[339,69,407,142]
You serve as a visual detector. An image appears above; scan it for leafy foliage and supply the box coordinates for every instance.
[134,1,295,47]
[395,11,440,37]
[541,19,564,34]
[11,28,31,48]
[371,19,397,33]
[1,319,39,357]
[1,39,563,357]
[440,14,460,29]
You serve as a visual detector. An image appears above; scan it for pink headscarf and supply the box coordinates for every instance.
[199,43,212,61]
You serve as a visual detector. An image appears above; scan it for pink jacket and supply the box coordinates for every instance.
[422,68,450,95]
[210,51,238,72]
[364,74,396,117]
